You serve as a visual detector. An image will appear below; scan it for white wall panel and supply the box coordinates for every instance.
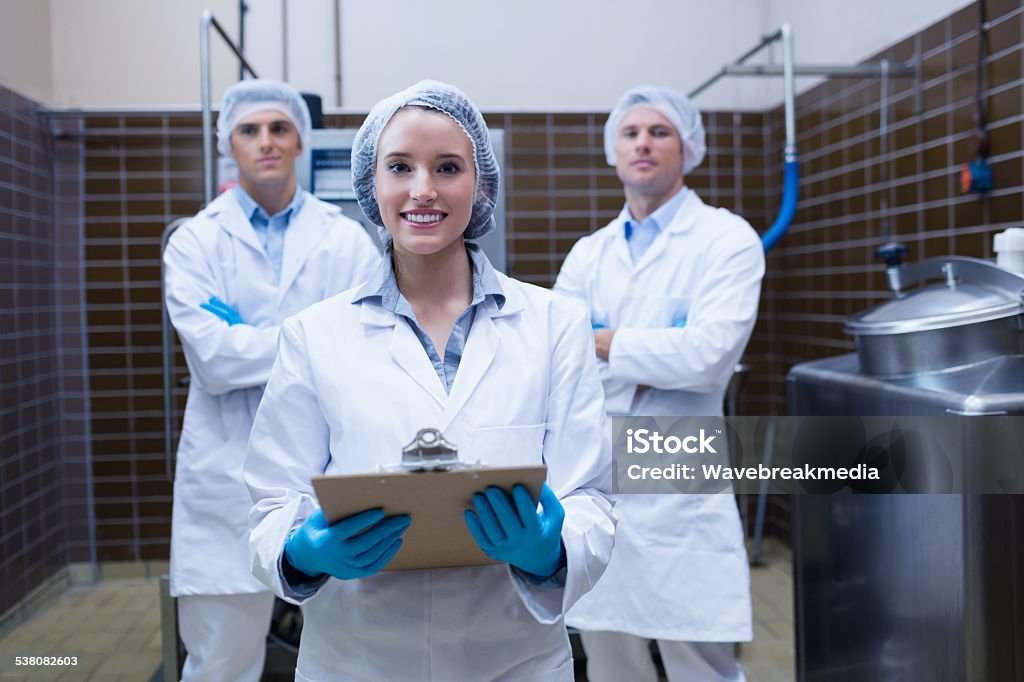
[38,0,978,110]
[762,0,975,106]
[0,0,53,102]
[49,0,238,107]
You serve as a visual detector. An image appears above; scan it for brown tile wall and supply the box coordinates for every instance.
[753,0,1024,417]
[484,111,771,287]
[0,84,89,616]
[328,111,771,286]
[75,114,204,562]
[35,108,773,565]
[4,0,1015,590]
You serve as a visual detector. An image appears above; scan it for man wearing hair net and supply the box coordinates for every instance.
[557,86,764,681]
[163,78,379,681]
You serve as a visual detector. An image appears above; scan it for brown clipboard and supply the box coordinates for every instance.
[311,465,548,571]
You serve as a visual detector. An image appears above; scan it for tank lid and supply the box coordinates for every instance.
[845,257,1024,336]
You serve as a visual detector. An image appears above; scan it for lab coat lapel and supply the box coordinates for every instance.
[609,218,634,274]
[631,191,702,275]
[440,310,499,432]
[207,192,264,255]
[277,199,328,296]
[370,305,447,409]
[439,298,502,432]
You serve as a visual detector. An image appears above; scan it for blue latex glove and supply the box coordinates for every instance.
[199,296,245,326]
[592,322,607,330]
[672,315,688,328]
[464,483,566,579]
[284,508,410,581]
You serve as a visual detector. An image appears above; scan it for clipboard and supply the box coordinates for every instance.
[311,465,548,571]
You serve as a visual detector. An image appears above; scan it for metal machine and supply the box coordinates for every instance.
[787,248,1024,681]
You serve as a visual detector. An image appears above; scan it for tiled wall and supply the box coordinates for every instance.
[31,109,770,564]
[491,111,771,287]
[751,0,1024,415]
[326,112,771,286]
[0,84,89,617]
[3,0,1020,590]
[75,114,206,562]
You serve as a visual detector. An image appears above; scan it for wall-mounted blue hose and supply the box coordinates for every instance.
[761,159,799,252]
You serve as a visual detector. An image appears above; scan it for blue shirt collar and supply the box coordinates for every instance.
[232,184,305,223]
[353,243,506,313]
[620,185,690,240]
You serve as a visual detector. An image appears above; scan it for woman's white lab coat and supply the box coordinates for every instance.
[555,189,764,642]
[164,190,379,597]
[245,272,615,681]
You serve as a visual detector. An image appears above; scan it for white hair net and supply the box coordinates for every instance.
[351,80,500,245]
[604,86,707,174]
[216,79,311,158]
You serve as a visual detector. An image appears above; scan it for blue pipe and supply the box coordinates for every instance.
[761,159,799,252]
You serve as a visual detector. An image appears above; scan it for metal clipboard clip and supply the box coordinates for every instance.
[382,427,485,473]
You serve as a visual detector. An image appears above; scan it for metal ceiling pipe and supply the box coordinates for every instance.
[200,9,260,204]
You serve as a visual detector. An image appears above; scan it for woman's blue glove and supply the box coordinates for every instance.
[199,296,245,326]
[284,508,410,581]
[464,483,566,579]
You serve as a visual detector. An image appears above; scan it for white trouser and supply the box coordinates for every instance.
[178,592,276,682]
[580,631,746,682]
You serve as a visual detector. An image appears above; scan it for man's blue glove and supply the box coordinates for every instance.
[199,296,245,326]
[464,483,566,579]
[284,508,410,581]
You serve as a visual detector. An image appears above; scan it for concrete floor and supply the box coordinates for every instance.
[0,577,162,681]
[0,539,794,681]
[741,539,796,682]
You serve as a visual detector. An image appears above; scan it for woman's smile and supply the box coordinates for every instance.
[401,210,448,227]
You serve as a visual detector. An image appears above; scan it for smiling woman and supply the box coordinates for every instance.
[242,80,616,681]
[372,107,478,352]
[375,107,475,261]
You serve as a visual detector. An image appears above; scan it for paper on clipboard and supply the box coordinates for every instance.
[311,465,548,571]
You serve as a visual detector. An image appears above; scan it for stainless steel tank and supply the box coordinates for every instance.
[845,256,1024,379]
[787,253,1024,682]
